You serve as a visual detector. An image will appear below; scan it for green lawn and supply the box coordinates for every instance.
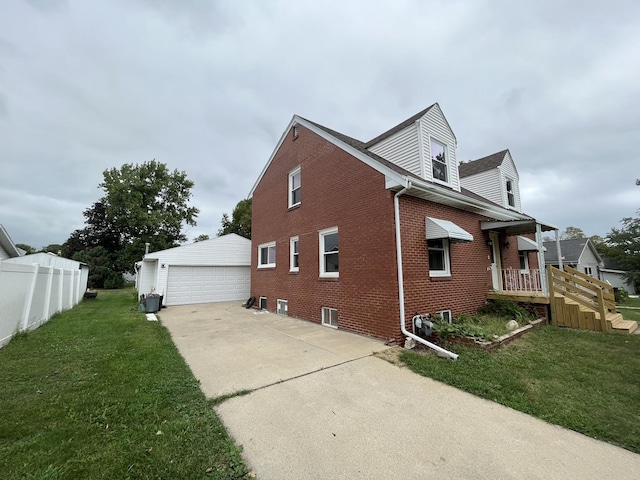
[400,326,640,453]
[619,307,640,322]
[620,295,640,308]
[0,289,248,479]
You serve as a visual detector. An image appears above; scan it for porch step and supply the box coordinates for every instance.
[609,314,638,334]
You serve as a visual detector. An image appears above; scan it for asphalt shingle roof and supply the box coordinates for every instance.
[542,238,590,264]
[363,104,436,148]
[458,150,509,178]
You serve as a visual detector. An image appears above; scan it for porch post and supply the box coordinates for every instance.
[535,223,548,296]
[555,228,563,271]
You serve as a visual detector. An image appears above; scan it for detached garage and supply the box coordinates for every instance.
[136,234,251,306]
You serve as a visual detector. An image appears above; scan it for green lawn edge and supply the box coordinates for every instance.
[400,326,640,454]
[0,289,249,479]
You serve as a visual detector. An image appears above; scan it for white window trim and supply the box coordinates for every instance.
[288,166,301,208]
[319,226,339,278]
[322,306,338,329]
[505,177,516,208]
[436,310,452,324]
[259,296,267,310]
[258,241,276,269]
[429,136,449,186]
[519,251,530,273]
[428,238,451,277]
[277,299,288,315]
[290,236,299,272]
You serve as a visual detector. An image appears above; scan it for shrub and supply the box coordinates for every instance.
[614,287,629,305]
[478,298,536,322]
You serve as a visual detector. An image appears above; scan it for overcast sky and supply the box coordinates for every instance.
[1,0,639,249]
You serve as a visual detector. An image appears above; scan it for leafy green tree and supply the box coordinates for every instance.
[72,246,124,289]
[41,244,64,254]
[603,210,640,289]
[15,243,36,254]
[218,198,251,239]
[193,234,210,242]
[64,160,199,287]
[561,226,586,240]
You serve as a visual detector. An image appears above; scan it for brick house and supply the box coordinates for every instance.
[249,104,555,350]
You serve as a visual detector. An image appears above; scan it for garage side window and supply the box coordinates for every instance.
[258,241,276,268]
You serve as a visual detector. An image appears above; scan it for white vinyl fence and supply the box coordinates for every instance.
[0,261,89,348]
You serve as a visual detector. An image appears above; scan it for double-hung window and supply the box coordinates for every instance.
[289,167,301,207]
[427,238,450,277]
[319,227,339,278]
[258,241,276,268]
[430,138,448,183]
[506,179,515,207]
[290,236,299,272]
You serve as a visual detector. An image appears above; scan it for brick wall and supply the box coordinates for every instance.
[251,124,401,342]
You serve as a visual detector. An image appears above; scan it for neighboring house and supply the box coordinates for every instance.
[0,224,22,260]
[542,238,602,279]
[136,233,251,306]
[600,257,637,295]
[249,103,554,343]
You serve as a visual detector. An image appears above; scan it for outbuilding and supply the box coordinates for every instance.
[136,234,251,306]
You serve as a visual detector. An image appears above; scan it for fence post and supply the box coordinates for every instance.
[547,265,557,326]
[57,268,64,312]
[42,266,54,323]
[68,269,75,308]
[21,264,39,332]
[597,288,609,332]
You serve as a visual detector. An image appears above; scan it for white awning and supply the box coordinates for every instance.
[426,217,474,243]
[517,236,546,252]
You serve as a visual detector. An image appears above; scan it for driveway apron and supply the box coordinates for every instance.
[160,302,640,480]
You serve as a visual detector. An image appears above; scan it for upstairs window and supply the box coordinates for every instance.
[290,236,299,272]
[430,138,447,183]
[427,238,450,277]
[289,167,301,207]
[506,179,515,207]
[319,227,339,278]
[258,242,276,268]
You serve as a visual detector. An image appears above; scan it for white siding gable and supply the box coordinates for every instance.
[461,169,502,204]
[498,151,522,212]
[420,104,459,191]
[577,244,602,277]
[368,123,421,177]
[367,103,460,190]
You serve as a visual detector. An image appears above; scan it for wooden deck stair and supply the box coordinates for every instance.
[548,266,638,334]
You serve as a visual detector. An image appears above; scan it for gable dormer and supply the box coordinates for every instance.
[459,149,522,212]
[364,103,460,191]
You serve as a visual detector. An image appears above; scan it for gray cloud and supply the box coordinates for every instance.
[1,0,639,248]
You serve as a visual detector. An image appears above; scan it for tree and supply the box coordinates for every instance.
[15,243,36,254]
[560,226,586,240]
[603,210,640,290]
[41,244,64,254]
[218,198,251,239]
[193,234,210,242]
[64,160,199,287]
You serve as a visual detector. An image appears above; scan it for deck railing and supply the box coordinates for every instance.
[501,268,542,292]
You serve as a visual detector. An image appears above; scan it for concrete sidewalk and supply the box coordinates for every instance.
[160,302,640,479]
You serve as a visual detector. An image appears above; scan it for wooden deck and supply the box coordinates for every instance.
[487,290,550,304]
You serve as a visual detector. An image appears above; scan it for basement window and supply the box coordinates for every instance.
[277,299,288,315]
[436,310,452,324]
[322,307,338,328]
[259,297,267,310]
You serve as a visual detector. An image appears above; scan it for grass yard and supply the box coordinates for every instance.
[400,326,640,453]
[0,289,248,479]
[619,307,640,322]
[620,295,640,308]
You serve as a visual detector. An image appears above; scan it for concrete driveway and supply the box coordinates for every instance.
[160,302,640,480]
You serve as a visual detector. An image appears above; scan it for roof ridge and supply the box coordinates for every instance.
[363,103,437,148]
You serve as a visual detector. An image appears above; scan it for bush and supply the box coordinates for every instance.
[615,288,629,304]
[478,298,536,322]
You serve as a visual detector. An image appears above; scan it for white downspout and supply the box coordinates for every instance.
[394,184,459,360]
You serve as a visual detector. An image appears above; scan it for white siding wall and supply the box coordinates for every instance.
[601,271,636,294]
[577,247,602,279]
[368,123,421,177]
[460,169,502,204]
[137,234,252,303]
[137,260,158,297]
[499,151,522,212]
[420,104,460,191]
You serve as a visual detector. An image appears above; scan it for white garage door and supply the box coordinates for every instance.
[166,266,250,306]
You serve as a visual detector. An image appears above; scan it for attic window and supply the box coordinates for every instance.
[506,179,515,207]
[430,139,447,182]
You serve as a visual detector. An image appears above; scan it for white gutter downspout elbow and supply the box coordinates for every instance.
[394,184,459,361]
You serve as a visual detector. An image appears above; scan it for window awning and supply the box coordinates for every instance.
[517,236,546,252]
[426,217,474,243]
